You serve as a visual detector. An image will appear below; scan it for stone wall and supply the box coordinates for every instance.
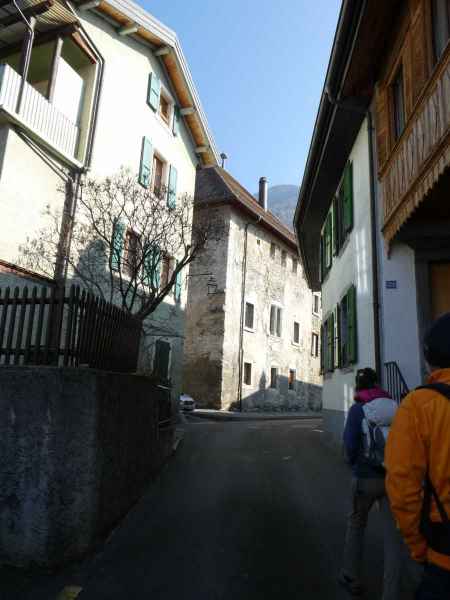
[0,366,174,568]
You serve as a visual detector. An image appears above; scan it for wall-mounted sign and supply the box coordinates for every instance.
[386,280,397,289]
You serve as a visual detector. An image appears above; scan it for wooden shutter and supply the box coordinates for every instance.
[144,245,161,289]
[320,324,324,373]
[139,137,153,188]
[328,312,334,371]
[332,196,339,255]
[410,5,428,106]
[319,235,324,283]
[147,72,161,111]
[173,105,181,136]
[174,261,182,301]
[333,305,340,369]
[111,220,125,271]
[325,213,332,269]
[167,165,178,208]
[375,84,390,168]
[347,285,357,364]
[342,162,353,233]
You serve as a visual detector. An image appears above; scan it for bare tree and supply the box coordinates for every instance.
[18,168,222,325]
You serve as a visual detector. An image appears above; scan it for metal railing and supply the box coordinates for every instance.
[0,284,142,373]
[0,63,79,158]
[384,361,409,403]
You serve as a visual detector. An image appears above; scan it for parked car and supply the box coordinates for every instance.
[179,393,196,412]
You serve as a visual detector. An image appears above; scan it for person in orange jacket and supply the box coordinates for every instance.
[385,312,450,599]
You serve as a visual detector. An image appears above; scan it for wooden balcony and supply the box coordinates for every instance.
[380,50,450,245]
[0,63,80,162]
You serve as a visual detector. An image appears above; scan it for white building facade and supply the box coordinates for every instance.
[0,0,218,394]
[183,167,322,411]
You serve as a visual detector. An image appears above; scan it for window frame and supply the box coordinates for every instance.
[243,361,252,386]
[244,301,255,330]
[269,304,282,337]
[123,228,141,277]
[151,153,165,197]
[339,285,358,368]
[311,332,319,358]
[312,293,320,315]
[431,0,450,63]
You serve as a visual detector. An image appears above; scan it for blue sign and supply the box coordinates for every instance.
[386,280,397,289]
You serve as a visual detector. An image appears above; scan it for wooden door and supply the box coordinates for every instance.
[430,263,450,320]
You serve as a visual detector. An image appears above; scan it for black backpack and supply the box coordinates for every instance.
[416,383,450,556]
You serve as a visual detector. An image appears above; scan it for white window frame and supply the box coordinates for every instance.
[156,82,174,131]
[311,332,319,358]
[312,293,321,316]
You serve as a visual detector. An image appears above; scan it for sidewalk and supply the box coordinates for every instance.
[186,409,322,422]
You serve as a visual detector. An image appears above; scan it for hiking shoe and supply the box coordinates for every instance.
[338,572,364,596]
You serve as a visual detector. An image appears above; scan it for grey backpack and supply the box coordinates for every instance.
[361,397,398,468]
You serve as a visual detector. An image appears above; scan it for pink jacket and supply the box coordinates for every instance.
[354,386,391,404]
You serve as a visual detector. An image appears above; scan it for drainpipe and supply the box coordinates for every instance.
[13,2,35,113]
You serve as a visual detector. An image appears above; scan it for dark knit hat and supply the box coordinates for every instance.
[423,312,450,368]
[355,367,378,390]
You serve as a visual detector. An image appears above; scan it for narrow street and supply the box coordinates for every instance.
[2,417,417,600]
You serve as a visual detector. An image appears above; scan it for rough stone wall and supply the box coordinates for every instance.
[182,207,230,408]
[0,366,173,568]
[222,210,322,411]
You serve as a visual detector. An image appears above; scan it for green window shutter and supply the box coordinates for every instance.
[139,137,153,188]
[111,220,125,271]
[328,312,334,371]
[332,196,339,255]
[320,325,324,373]
[347,285,357,364]
[325,213,332,269]
[343,162,353,233]
[143,245,161,289]
[174,261,182,301]
[147,72,160,111]
[153,340,171,381]
[173,105,180,136]
[319,235,324,283]
[167,165,178,208]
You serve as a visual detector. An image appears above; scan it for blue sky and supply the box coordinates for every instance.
[142,0,341,192]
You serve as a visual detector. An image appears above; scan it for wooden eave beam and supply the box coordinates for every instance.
[0,0,54,28]
[118,23,138,36]
[154,45,171,56]
[78,0,100,10]
[180,106,195,116]
[0,23,76,60]
[195,145,208,154]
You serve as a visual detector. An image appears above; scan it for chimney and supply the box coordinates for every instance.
[258,177,268,210]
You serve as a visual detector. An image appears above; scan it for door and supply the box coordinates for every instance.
[430,262,450,320]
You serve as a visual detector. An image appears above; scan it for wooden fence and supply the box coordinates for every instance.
[0,285,142,372]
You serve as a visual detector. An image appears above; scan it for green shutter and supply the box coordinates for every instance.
[139,137,153,188]
[325,212,332,269]
[347,285,357,363]
[328,312,334,371]
[147,72,160,111]
[332,196,339,255]
[320,324,324,373]
[343,162,353,233]
[174,262,182,301]
[173,105,180,136]
[143,245,161,289]
[319,235,324,283]
[111,220,125,271]
[167,165,178,208]
[153,339,171,381]
[333,305,340,369]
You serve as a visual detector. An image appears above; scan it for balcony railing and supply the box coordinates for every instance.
[0,63,79,160]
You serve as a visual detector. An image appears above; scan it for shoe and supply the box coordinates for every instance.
[338,572,364,596]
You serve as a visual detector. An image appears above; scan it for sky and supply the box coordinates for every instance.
[142,0,341,193]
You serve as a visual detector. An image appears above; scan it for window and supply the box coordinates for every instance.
[392,67,405,142]
[270,305,282,337]
[245,302,255,329]
[432,0,450,62]
[288,369,296,391]
[339,285,358,368]
[244,362,252,386]
[257,239,261,246]
[159,94,170,124]
[311,333,319,358]
[293,321,300,344]
[270,243,276,259]
[321,313,335,373]
[281,250,287,267]
[292,258,298,274]
[322,161,353,276]
[313,293,320,315]
[123,229,141,276]
[152,155,164,197]
[153,340,171,382]
[160,255,175,288]
[270,367,278,388]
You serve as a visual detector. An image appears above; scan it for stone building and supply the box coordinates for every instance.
[183,166,322,411]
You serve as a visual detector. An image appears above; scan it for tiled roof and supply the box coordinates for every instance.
[195,166,298,251]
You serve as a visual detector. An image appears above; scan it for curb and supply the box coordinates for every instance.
[186,411,323,423]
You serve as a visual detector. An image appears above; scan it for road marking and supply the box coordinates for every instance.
[282,456,292,460]
[57,586,83,600]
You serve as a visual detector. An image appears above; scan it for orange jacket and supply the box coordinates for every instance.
[385,368,450,572]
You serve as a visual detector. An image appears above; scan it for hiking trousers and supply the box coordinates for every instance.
[416,563,450,599]
[342,477,403,600]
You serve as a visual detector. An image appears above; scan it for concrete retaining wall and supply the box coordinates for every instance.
[0,366,174,568]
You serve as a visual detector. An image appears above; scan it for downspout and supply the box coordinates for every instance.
[367,110,382,378]
[237,217,262,411]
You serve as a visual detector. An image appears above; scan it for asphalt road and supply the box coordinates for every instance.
[1,417,418,600]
